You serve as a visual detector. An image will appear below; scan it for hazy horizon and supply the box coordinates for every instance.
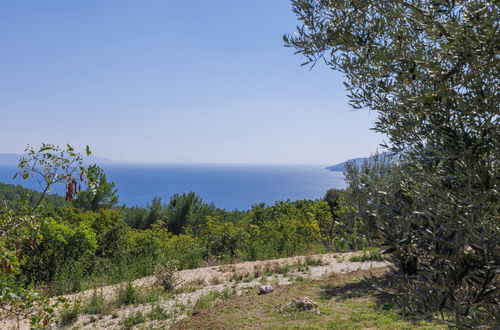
[0,151,359,166]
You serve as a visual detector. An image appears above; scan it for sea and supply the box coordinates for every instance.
[0,164,345,210]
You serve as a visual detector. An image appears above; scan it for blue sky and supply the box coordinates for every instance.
[0,1,384,164]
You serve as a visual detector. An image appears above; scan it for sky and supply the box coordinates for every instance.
[0,0,385,164]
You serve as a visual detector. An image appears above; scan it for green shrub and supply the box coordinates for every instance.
[147,303,169,320]
[192,290,232,314]
[199,216,248,261]
[81,291,108,315]
[123,311,146,329]
[349,250,385,262]
[115,282,139,306]
[58,302,80,326]
[243,201,324,260]
[304,256,325,266]
[154,260,180,292]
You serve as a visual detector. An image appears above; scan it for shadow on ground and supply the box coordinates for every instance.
[319,273,438,324]
[320,274,391,302]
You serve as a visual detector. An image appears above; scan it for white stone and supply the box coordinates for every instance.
[259,285,274,294]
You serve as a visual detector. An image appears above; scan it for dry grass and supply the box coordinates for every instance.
[172,268,446,330]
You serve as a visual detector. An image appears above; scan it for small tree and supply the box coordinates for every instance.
[154,259,180,292]
[0,144,97,327]
[164,192,217,234]
[74,165,119,211]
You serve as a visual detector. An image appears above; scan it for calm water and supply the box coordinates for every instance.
[0,164,345,210]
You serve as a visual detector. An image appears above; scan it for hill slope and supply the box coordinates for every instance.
[325,157,369,172]
[326,152,397,172]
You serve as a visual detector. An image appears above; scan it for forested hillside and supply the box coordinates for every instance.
[0,181,67,209]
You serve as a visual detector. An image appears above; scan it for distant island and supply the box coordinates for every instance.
[325,157,369,172]
[326,152,397,172]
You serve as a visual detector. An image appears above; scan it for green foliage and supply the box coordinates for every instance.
[154,259,180,292]
[0,182,66,210]
[286,1,499,327]
[18,208,129,294]
[318,192,356,251]
[304,256,325,266]
[164,231,206,269]
[122,193,219,232]
[121,205,150,229]
[147,303,169,320]
[244,201,324,260]
[199,216,248,260]
[126,196,167,229]
[81,291,108,315]
[122,311,146,329]
[91,209,128,258]
[74,165,119,211]
[341,153,399,248]
[192,289,233,314]
[1,144,95,327]
[58,302,80,326]
[116,282,139,306]
[164,192,218,234]
[349,249,385,262]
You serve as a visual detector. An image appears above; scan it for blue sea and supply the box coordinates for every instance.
[0,164,345,210]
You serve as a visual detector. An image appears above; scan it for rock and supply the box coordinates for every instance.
[259,285,274,294]
[291,297,318,311]
[278,296,319,314]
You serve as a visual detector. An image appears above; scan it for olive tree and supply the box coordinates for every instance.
[285,1,499,326]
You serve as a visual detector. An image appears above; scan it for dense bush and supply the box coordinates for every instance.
[243,201,324,260]
[199,216,248,261]
[11,195,351,295]
[0,144,98,326]
[122,192,220,233]
[0,181,67,210]
[3,163,377,299]
[73,165,119,211]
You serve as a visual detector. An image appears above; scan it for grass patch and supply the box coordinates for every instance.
[58,302,80,326]
[81,290,110,315]
[172,268,445,330]
[80,284,163,318]
[209,275,222,285]
[115,282,139,306]
[294,276,306,282]
[304,256,325,266]
[192,289,234,315]
[147,303,170,321]
[123,311,147,329]
[349,249,386,262]
[278,263,291,275]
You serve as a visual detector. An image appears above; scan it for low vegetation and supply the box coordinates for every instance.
[155,259,180,292]
[348,249,386,263]
[173,269,444,330]
[122,311,147,330]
